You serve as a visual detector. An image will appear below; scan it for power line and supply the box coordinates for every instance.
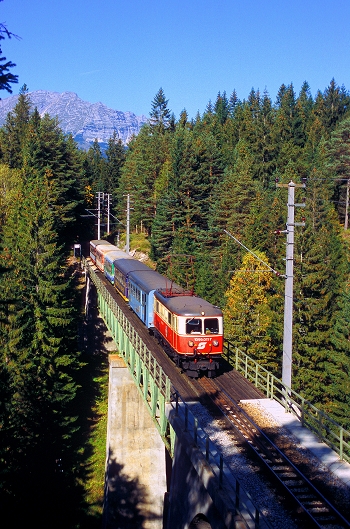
[223,230,284,277]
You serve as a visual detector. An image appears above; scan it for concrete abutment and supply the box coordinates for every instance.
[104,354,167,529]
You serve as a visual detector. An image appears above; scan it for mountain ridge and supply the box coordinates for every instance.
[0,90,148,150]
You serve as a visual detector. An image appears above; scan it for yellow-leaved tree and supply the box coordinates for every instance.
[224,250,279,372]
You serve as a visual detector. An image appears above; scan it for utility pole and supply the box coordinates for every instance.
[345,178,349,230]
[106,193,111,234]
[126,193,130,253]
[83,192,121,239]
[276,180,305,390]
[97,191,104,240]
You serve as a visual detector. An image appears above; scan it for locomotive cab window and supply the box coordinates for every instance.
[186,318,202,334]
[204,318,219,334]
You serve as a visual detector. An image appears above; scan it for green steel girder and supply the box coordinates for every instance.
[87,263,172,450]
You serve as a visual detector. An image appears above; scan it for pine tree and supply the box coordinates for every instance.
[321,78,350,132]
[0,166,82,522]
[83,139,107,191]
[214,91,230,125]
[105,130,126,195]
[325,117,350,229]
[0,15,18,95]
[23,110,83,246]
[0,163,21,229]
[210,138,259,248]
[117,122,172,236]
[272,83,303,173]
[292,156,350,417]
[0,84,31,168]
[149,87,171,133]
[228,89,240,116]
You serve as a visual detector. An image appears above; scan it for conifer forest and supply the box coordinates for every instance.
[0,80,350,526]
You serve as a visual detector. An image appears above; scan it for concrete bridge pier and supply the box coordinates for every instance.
[103,354,168,529]
[165,410,246,529]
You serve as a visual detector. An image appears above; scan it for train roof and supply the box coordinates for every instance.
[114,258,153,275]
[90,239,113,247]
[96,244,119,254]
[154,290,223,317]
[128,268,175,294]
[104,250,133,263]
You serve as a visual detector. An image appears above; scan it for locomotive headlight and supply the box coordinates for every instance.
[188,340,194,347]
[213,340,219,347]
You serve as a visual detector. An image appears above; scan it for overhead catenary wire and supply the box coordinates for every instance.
[223,229,285,277]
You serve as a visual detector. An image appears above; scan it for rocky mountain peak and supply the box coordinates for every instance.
[0,90,148,150]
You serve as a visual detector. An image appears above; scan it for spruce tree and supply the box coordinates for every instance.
[325,117,350,229]
[0,165,81,524]
[0,84,31,168]
[149,87,171,133]
[293,155,350,418]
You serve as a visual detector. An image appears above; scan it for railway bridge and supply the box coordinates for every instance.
[83,260,350,529]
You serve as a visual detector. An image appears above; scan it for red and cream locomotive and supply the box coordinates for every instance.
[153,289,223,378]
[89,239,224,377]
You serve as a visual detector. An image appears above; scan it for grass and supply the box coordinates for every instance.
[129,232,151,254]
[82,368,109,518]
[116,231,151,254]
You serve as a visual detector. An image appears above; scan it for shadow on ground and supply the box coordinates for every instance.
[103,451,162,529]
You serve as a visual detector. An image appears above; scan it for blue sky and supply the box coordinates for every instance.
[1,0,350,119]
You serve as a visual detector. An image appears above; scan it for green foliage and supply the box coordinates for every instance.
[325,117,350,228]
[0,94,90,526]
[0,84,31,168]
[0,76,350,515]
[149,87,172,133]
[117,81,350,426]
[0,166,81,442]
[0,15,18,94]
[105,130,126,196]
[224,251,279,371]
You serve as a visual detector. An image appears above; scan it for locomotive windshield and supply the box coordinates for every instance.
[186,318,219,334]
[186,318,202,334]
[204,318,219,334]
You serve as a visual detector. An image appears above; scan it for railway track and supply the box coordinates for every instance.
[88,266,350,527]
[195,376,350,529]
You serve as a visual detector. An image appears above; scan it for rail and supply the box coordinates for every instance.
[84,259,271,527]
[168,389,273,529]
[86,260,170,398]
[224,341,350,463]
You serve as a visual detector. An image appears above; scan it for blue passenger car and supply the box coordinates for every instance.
[127,269,182,328]
[113,259,154,301]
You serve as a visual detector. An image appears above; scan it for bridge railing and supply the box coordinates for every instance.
[168,390,273,529]
[224,341,350,463]
[85,260,272,526]
[85,260,171,443]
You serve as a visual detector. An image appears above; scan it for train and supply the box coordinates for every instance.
[89,239,224,378]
